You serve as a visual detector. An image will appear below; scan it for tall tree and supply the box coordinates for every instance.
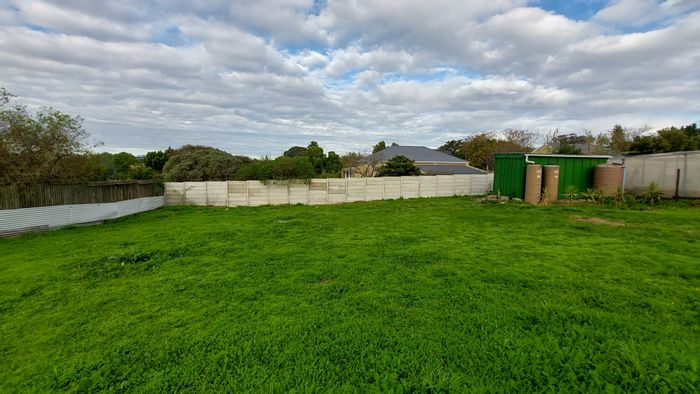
[324,151,343,176]
[437,139,466,159]
[0,88,100,185]
[144,148,173,172]
[372,140,386,153]
[283,146,307,157]
[609,124,630,154]
[304,141,324,174]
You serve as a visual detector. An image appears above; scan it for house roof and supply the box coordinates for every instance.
[419,165,487,175]
[371,145,466,163]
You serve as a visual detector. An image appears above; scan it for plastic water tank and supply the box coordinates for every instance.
[524,164,543,204]
[593,164,624,196]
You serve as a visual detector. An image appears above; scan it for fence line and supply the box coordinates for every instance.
[0,196,165,236]
[623,151,700,198]
[165,174,494,207]
[0,181,162,210]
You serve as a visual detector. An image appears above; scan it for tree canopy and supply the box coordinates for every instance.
[0,89,100,185]
[377,155,421,176]
[162,145,252,182]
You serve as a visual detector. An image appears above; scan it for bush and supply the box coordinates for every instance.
[639,182,664,205]
[163,145,251,181]
[377,155,421,176]
[272,156,315,180]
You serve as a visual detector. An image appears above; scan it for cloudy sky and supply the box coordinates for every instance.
[1,0,699,156]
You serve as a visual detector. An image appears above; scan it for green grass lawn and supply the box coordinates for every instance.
[1,197,699,392]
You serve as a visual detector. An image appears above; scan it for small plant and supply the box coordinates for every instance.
[564,185,578,203]
[582,188,597,203]
[539,187,551,205]
[614,187,626,208]
[639,182,664,205]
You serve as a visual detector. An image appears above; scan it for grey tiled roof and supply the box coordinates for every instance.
[371,145,466,163]
[419,165,487,175]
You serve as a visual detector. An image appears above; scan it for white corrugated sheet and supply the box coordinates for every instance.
[0,196,165,235]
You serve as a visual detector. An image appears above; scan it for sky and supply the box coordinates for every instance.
[1,0,699,157]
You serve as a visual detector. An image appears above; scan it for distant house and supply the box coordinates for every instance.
[343,145,486,177]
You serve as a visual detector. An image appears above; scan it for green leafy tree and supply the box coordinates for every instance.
[283,146,307,157]
[0,88,101,185]
[438,139,465,158]
[236,159,274,181]
[372,140,386,153]
[272,156,316,180]
[144,148,172,172]
[304,141,324,175]
[323,151,343,177]
[609,124,630,154]
[163,145,251,181]
[628,123,698,155]
[112,152,140,179]
[126,163,155,180]
[377,155,421,176]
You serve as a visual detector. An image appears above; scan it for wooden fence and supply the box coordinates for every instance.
[165,174,493,207]
[0,181,162,210]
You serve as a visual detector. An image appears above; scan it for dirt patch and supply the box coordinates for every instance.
[319,278,335,285]
[572,216,625,227]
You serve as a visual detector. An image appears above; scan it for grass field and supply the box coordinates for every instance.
[1,197,699,392]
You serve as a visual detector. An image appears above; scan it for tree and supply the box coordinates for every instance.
[272,156,316,180]
[554,133,585,155]
[283,146,307,157]
[236,159,274,181]
[304,141,324,175]
[340,152,382,177]
[162,145,251,181]
[112,152,140,179]
[503,129,536,152]
[377,155,421,176]
[372,140,386,153]
[0,88,100,185]
[458,133,498,170]
[609,124,630,154]
[144,148,172,172]
[437,139,466,159]
[323,151,343,177]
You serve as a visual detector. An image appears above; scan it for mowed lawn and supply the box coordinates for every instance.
[1,198,699,392]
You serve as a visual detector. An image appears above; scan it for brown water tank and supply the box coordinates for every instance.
[593,164,624,196]
[524,164,543,204]
[542,165,560,202]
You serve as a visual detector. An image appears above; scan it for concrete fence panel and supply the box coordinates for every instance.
[164,174,493,208]
[383,177,402,199]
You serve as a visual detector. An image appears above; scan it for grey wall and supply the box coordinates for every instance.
[624,151,700,198]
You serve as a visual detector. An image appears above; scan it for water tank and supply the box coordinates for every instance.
[542,165,560,202]
[524,164,542,204]
[593,164,624,196]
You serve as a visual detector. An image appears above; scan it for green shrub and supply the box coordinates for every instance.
[639,182,664,205]
[163,145,251,181]
[564,185,578,202]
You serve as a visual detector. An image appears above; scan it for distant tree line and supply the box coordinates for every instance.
[437,123,699,170]
[3,88,697,184]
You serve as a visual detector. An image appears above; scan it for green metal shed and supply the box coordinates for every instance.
[493,153,610,198]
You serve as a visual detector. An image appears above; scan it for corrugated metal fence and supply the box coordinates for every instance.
[0,181,161,210]
[165,174,494,207]
[624,151,700,198]
[0,196,165,236]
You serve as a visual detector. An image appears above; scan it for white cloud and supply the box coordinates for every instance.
[0,0,698,156]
